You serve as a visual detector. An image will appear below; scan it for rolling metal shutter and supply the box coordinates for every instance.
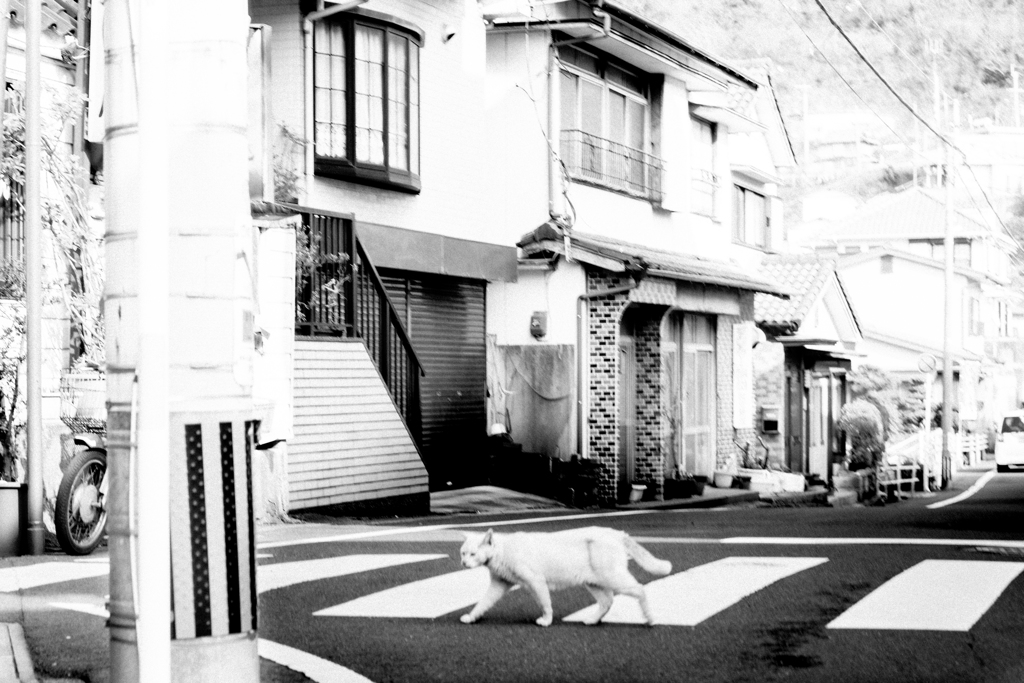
[380,270,487,490]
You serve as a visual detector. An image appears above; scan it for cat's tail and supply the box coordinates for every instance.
[623,534,672,576]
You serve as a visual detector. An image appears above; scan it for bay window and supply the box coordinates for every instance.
[313,14,421,192]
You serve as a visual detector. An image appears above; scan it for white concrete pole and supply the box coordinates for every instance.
[941,142,954,489]
[105,0,257,681]
[24,0,45,556]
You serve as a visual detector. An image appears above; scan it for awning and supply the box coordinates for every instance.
[519,221,790,298]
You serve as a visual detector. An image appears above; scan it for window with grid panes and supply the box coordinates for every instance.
[558,44,656,199]
[732,185,769,249]
[313,14,420,192]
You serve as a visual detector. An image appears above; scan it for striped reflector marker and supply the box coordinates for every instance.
[171,417,260,640]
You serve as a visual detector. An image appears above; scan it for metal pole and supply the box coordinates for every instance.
[135,0,172,678]
[548,39,563,221]
[0,0,10,151]
[24,0,45,556]
[941,142,954,489]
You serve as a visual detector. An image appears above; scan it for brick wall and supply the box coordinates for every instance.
[633,310,666,497]
[586,273,632,502]
[586,278,767,501]
[753,338,787,468]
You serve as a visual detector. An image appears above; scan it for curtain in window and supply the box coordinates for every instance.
[314,22,347,158]
[387,34,409,171]
[355,25,385,165]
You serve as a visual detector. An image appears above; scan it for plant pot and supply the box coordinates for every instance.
[629,484,647,503]
[692,477,706,496]
[713,472,734,488]
[0,482,26,557]
[665,478,695,499]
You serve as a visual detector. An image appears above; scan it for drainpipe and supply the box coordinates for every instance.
[303,1,368,197]
[575,268,645,461]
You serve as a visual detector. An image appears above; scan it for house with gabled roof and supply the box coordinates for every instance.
[794,185,1024,444]
[753,254,862,485]
[482,0,796,504]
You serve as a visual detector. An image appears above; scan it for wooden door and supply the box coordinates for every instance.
[672,313,716,476]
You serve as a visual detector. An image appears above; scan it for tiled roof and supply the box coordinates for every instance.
[805,186,990,243]
[518,223,790,297]
[754,253,836,330]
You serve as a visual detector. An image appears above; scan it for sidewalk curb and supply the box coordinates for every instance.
[616,490,761,511]
[1,623,38,683]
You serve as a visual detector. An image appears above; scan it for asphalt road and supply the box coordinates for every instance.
[255,468,1024,683]
[3,466,1023,683]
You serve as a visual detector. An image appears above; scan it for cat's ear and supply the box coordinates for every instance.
[482,529,494,545]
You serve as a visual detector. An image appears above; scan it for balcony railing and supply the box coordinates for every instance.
[560,129,662,203]
[294,208,423,442]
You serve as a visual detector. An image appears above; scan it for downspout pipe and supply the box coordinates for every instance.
[575,266,646,461]
[303,1,368,195]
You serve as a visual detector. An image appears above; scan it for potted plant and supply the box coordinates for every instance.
[713,465,737,489]
[665,468,706,499]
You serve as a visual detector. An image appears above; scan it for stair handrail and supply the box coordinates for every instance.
[354,239,424,376]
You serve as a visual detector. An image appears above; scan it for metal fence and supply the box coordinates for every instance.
[560,129,663,203]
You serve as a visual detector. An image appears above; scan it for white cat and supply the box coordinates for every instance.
[458,526,672,627]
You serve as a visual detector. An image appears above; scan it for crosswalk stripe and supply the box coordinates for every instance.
[257,554,447,594]
[258,639,376,683]
[0,562,110,593]
[564,557,828,626]
[314,567,491,619]
[827,559,1024,631]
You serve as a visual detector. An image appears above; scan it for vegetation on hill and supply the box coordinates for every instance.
[621,0,1024,159]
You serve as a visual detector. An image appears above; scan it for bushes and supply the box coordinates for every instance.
[838,399,884,471]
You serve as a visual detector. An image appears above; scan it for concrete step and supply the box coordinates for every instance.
[758,486,831,507]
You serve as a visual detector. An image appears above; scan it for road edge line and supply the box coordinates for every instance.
[926,471,996,510]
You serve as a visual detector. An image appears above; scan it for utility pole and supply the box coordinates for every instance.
[105,1,259,681]
[941,130,955,490]
[24,0,44,556]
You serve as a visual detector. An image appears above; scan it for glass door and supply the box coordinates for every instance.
[670,313,716,476]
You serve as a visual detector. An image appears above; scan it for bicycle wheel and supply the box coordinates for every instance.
[55,448,107,555]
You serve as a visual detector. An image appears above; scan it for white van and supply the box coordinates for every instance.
[995,410,1024,472]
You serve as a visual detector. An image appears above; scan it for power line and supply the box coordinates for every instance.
[811,0,1018,243]
[851,0,930,82]
[811,0,955,150]
[776,0,928,162]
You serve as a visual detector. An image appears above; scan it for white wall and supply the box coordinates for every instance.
[251,0,505,247]
[486,260,586,346]
[841,256,968,360]
[483,30,563,247]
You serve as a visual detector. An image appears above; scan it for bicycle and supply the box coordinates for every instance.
[56,372,107,555]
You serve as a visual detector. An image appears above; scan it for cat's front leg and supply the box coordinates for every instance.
[521,575,554,627]
[460,576,511,624]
